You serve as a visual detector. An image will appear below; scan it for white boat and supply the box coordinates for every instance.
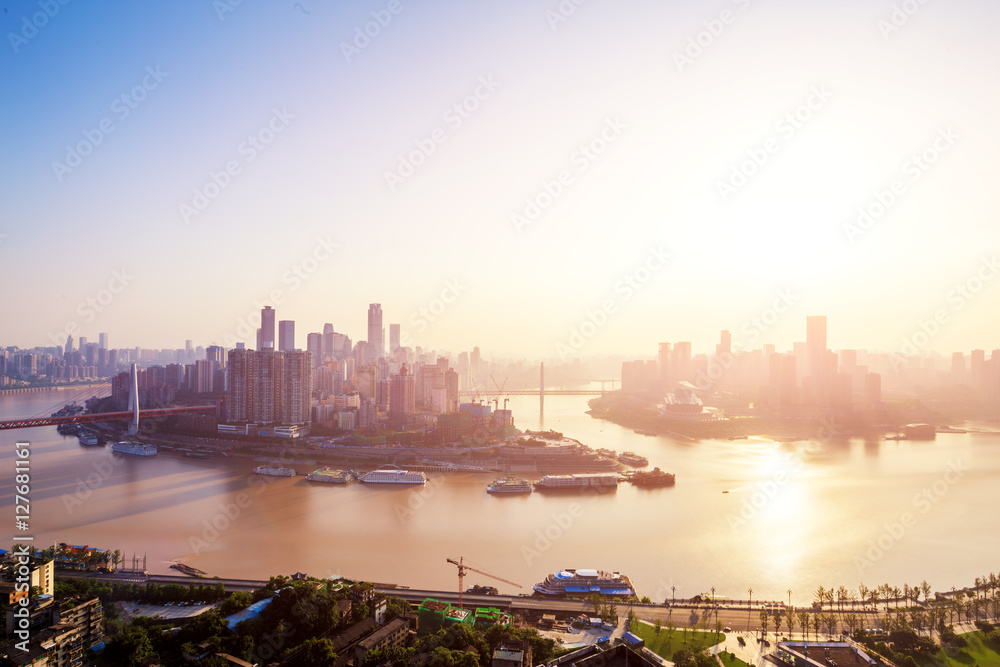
[112,441,157,456]
[532,568,636,597]
[78,432,101,446]
[358,465,426,484]
[252,466,296,477]
[487,474,532,494]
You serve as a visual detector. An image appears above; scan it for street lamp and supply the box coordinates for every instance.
[748,588,753,633]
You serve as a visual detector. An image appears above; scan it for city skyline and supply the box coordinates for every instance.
[3,1,999,357]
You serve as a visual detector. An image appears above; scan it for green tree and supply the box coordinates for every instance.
[654,619,662,634]
[110,626,153,667]
[289,637,337,667]
[219,591,253,616]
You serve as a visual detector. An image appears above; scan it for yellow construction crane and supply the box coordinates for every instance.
[446,556,521,609]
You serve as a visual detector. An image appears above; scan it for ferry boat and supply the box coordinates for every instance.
[358,465,426,484]
[618,451,649,467]
[252,466,296,477]
[596,448,617,458]
[306,467,354,484]
[532,568,636,597]
[112,441,158,457]
[185,451,211,459]
[487,474,532,494]
[628,467,676,487]
[534,474,619,490]
[78,431,101,446]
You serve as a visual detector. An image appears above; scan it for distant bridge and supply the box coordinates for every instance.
[458,389,608,397]
[0,405,217,431]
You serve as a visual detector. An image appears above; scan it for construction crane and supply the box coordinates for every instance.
[446,557,521,609]
[489,375,509,411]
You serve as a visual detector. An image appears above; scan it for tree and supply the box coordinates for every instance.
[797,611,810,640]
[219,591,253,616]
[811,613,821,640]
[759,610,769,637]
[641,596,652,604]
[654,619,662,634]
[111,626,153,667]
[665,620,677,641]
[815,586,827,607]
[290,638,337,667]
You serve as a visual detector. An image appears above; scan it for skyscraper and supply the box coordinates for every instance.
[389,323,400,353]
[323,323,334,361]
[260,306,276,349]
[99,333,108,349]
[278,320,295,352]
[389,363,416,430]
[367,304,384,359]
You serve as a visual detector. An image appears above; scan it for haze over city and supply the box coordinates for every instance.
[3,0,1000,357]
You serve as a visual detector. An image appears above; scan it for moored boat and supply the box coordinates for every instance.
[358,465,426,484]
[532,568,635,597]
[112,441,158,456]
[628,467,676,487]
[306,467,354,484]
[618,451,649,467]
[534,474,619,490]
[487,474,532,494]
[252,466,296,477]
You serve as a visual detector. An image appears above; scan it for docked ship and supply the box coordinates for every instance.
[617,451,649,467]
[112,441,158,456]
[532,568,636,598]
[596,448,617,458]
[252,466,296,477]
[534,474,619,490]
[306,467,354,484]
[358,465,426,484]
[628,467,676,487]
[77,431,101,446]
[57,423,78,435]
[487,474,532,494]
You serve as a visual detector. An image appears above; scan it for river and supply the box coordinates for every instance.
[2,384,998,603]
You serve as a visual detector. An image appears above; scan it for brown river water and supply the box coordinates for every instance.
[2,385,998,602]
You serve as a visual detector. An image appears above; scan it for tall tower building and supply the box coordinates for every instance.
[65,335,74,356]
[278,320,295,352]
[307,333,322,367]
[389,323,400,353]
[367,304,384,359]
[322,323,334,361]
[99,333,108,350]
[282,350,312,424]
[260,306,276,349]
[716,330,732,357]
[389,363,416,430]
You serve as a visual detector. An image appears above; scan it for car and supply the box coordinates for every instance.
[723,627,732,633]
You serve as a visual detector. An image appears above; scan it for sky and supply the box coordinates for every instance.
[2,0,999,360]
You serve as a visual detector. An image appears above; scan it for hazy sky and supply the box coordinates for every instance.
[3,0,999,359]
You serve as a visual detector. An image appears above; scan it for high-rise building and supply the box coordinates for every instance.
[389,323,400,353]
[716,330,732,357]
[307,333,322,366]
[389,363,416,430]
[99,333,108,349]
[278,320,295,352]
[260,306,276,349]
[323,323,334,361]
[282,350,312,424]
[368,304,384,359]
[64,335,73,356]
[806,315,828,382]
[206,345,225,369]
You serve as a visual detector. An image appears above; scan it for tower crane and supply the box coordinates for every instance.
[446,556,521,609]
